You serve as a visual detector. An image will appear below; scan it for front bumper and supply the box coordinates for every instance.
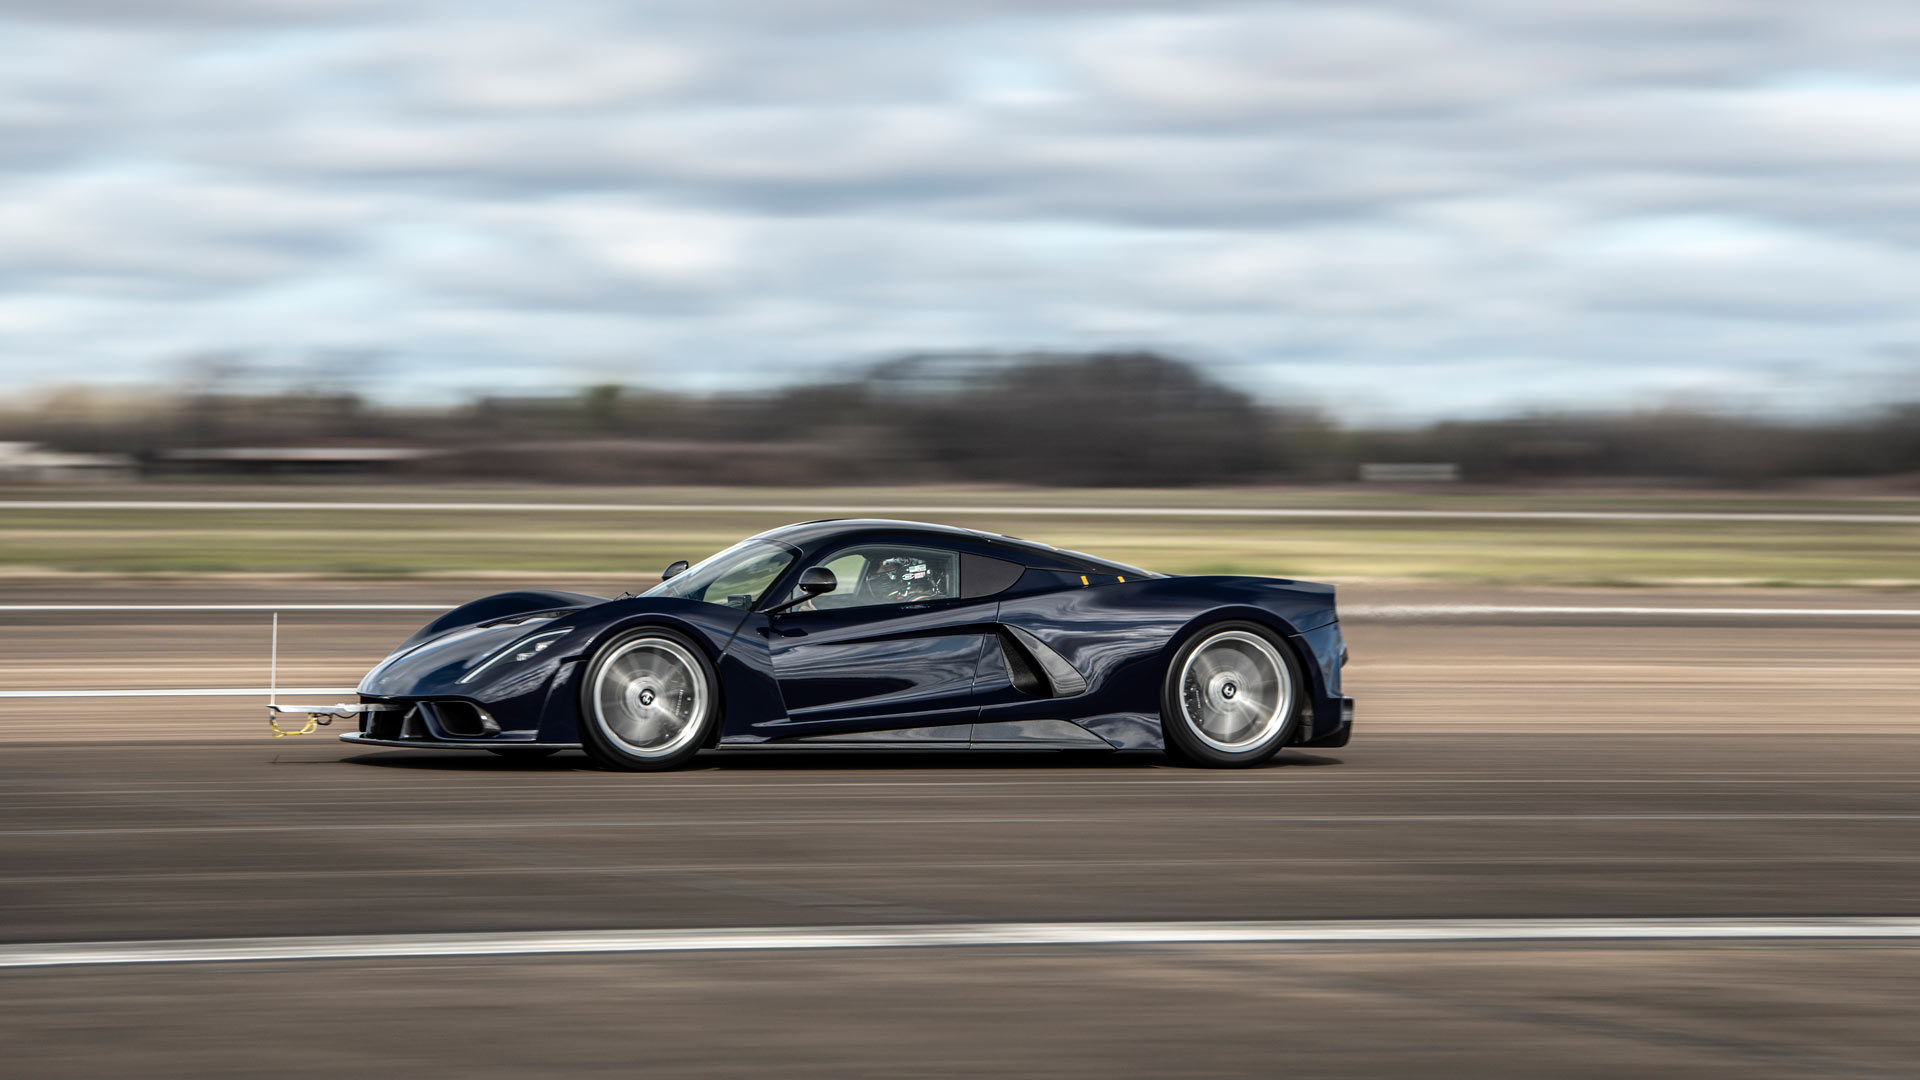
[348,695,561,747]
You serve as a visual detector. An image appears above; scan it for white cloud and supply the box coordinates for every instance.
[0,0,1916,417]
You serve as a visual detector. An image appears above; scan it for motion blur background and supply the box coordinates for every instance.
[5,0,1920,494]
[4,2,1920,1078]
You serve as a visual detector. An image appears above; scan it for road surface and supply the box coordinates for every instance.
[2,583,1916,1076]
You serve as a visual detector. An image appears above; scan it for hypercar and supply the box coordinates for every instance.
[317,519,1353,769]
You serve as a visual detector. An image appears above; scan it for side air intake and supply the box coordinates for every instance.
[998,626,1089,697]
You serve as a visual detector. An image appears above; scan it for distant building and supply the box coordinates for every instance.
[1360,462,1460,483]
[0,442,138,484]
[153,446,441,477]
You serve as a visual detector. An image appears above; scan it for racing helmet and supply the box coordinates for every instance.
[871,555,940,602]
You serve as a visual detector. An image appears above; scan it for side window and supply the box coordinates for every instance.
[960,552,1024,598]
[799,551,873,611]
[788,545,960,610]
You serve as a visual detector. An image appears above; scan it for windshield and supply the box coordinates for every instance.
[642,539,797,609]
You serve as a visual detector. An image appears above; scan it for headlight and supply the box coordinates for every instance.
[457,628,572,685]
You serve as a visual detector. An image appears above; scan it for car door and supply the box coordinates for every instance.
[754,544,1011,741]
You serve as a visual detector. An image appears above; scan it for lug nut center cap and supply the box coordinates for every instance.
[637,687,656,707]
[1221,682,1238,700]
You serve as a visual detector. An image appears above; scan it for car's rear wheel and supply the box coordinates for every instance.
[1160,621,1301,768]
[577,627,718,771]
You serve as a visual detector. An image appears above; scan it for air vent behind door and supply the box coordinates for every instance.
[997,626,1089,697]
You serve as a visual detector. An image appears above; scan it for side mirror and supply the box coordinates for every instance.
[762,566,836,616]
[797,566,838,596]
[662,559,690,581]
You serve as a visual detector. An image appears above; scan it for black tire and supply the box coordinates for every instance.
[576,626,719,772]
[485,747,560,760]
[1159,620,1303,768]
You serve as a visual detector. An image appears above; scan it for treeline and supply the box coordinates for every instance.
[7,352,1919,487]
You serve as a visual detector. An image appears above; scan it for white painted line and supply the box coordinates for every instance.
[4,499,1919,524]
[0,687,357,699]
[4,918,1918,969]
[1345,604,1920,619]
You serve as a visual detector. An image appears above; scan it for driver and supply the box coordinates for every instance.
[869,555,943,603]
[785,552,948,612]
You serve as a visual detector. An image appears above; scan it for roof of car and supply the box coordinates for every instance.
[753,518,1027,551]
[750,518,1158,577]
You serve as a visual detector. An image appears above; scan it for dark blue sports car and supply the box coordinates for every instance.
[331,519,1352,769]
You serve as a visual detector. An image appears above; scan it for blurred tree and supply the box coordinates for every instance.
[174,351,249,448]
[10,348,1918,488]
[582,383,623,432]
[874,351,1273,486]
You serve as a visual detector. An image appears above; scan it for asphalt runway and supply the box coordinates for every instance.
[4,735,1920,1076]
[3,583,1918,1075]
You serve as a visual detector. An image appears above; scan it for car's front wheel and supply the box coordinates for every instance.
[577,627,719,771]
[1160,621,1302,768]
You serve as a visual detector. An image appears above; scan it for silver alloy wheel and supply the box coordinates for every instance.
[588,635,709,758]
[1176,629,1293,753]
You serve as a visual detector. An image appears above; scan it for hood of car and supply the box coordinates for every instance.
[359,613,583,697]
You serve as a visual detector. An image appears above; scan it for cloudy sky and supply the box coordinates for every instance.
[3,0,1919,420]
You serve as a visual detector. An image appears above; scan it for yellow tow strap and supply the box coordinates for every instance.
[267,712,330,738]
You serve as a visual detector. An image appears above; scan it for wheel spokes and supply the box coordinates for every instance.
[1177,631,1293,752]
[607,651,674,687]
[592,639,708,755]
